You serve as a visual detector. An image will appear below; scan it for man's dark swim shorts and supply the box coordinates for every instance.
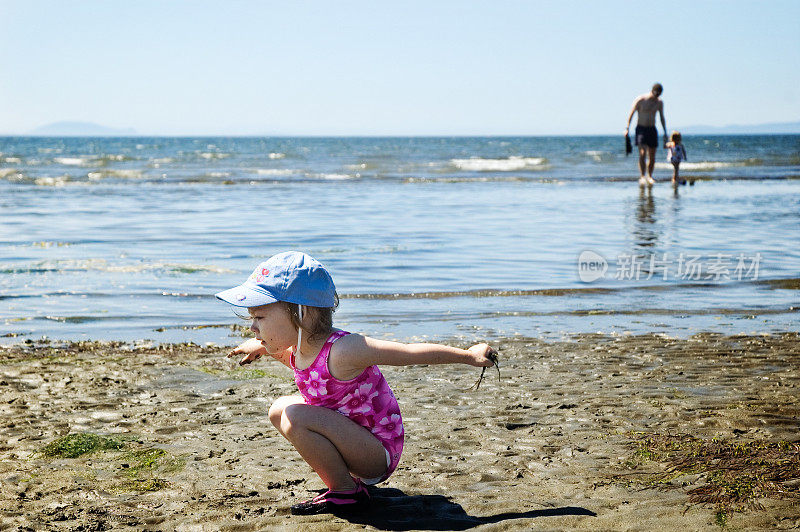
[635,125,658,149]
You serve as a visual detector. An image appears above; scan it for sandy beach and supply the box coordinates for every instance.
[1,332,798,531]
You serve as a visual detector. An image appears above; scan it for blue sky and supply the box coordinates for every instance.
[1,1,799,135]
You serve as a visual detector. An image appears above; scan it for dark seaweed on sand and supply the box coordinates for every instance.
[625,433,800,513]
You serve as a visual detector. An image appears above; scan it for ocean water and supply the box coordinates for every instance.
[1,135,798,345]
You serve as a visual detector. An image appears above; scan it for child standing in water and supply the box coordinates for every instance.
[216,251,497,515]
[666,131,688,185]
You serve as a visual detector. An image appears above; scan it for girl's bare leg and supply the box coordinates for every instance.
[269,396,388,491]
[672,162,680,183]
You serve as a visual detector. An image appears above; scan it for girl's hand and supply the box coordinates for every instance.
[227,338,267,366]
[467,343,498,367]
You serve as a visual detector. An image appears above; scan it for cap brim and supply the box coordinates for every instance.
[215,284,279,308]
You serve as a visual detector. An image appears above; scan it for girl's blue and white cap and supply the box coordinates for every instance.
[215,251,336,308]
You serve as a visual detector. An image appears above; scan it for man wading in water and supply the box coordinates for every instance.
[625,83,667,187]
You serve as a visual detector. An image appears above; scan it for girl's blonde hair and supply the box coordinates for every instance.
[670,130,682,143]
[285,296,339,342]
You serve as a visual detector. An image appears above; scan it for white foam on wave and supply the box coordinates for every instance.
[111,169,142,178]
[268,152,286,159]
[54,157,90,166]
[199,152,231,160]
[450,156,547,172]
[34,176,70,186]
[4,157,22,164]
[313,173,356,180]
[0,168,20,179]
[101,154,131,162]
[86,169,143,180]
[655,161,736,171]
[256,168,295,176]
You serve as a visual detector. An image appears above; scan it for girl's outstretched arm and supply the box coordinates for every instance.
[227,338,293,368]
[334,334,496,374]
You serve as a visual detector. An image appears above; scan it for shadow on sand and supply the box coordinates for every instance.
[333,486,597,531]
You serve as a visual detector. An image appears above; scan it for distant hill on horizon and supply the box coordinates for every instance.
[28,121,138,136]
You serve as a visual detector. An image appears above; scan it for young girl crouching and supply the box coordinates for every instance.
[216,251,496,515]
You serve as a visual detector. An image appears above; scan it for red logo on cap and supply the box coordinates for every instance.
[261,268,270,276]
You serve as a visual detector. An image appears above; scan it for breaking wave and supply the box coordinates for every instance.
[449,156,548,172]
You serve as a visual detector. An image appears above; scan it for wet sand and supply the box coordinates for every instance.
[1,333,798,531]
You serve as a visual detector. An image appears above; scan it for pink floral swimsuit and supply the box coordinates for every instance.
[290,330,404,483]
